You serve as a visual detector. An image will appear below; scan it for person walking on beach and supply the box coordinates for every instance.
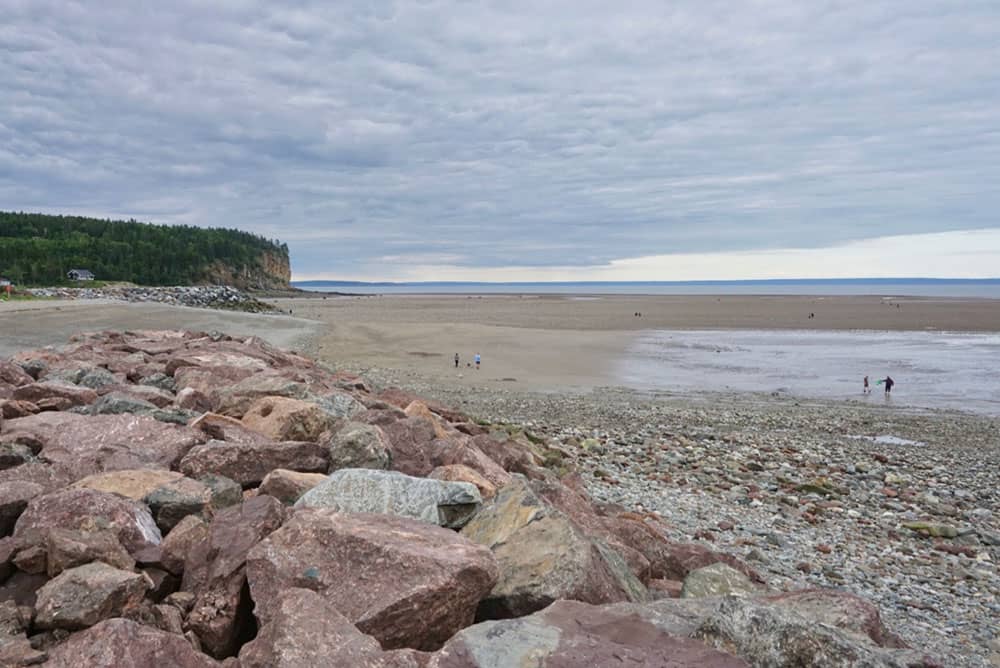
[474,352,481,370]
[863,375,870,394]
[884,376,894,394]
[454,353,460,368]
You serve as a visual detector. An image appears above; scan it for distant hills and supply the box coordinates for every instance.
[0,211,290,289]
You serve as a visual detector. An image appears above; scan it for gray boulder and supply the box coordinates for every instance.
[34,562,151,630]
[88,392,158,416]
[326,421,392,471]
[295,468,482,528]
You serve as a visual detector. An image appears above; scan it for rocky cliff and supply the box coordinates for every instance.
[202,249,291,291]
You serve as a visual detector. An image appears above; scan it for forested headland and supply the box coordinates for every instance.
[0,212,291,289]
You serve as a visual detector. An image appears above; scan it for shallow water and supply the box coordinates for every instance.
[616,329,1000,415]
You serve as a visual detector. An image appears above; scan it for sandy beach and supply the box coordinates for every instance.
[270,294,1000,394]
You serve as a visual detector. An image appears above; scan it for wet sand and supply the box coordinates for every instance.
[275,294,1000,392]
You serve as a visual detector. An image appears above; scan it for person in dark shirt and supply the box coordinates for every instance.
[884,376,894,394]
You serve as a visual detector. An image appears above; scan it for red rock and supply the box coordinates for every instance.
[182,496,286,659]
[377,416,439,476]
[428,599,748,668]
[35,562,151,630]
[11,381,97,407]
[176,387,213,412]
[1,413,204,482]
[815,543,833,554]
[43,618,220,667]
[378,388,468,423]
[0,481,44,537]
[0,399,39,420]
[246,509,498,651]
[13,488,161,557]
[45,527,135,576]
[258,469,327,504]
[179,439,328,488]
[428,465,498,500]
[238,588,421,668]
[161,515,209,576]
[0,362,33,388]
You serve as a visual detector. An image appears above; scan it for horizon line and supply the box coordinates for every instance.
[293,277,1000,286]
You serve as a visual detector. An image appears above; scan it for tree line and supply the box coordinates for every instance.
[0,211,289,286]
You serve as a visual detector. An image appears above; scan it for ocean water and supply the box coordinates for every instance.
[615,329,1000,415]
[295,279,1000,298]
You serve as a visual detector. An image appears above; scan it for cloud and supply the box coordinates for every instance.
[2,1,998,280]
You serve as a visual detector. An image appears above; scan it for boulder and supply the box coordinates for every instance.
[0,599,46,667]
[115,384,175,408]
[380,416,439,476]
[45,528,135,576]
[295,468,482,528]
[246,509,499,651]
[179,440,328,488]
[760,588,908,648]
[188,413,271,445]
[0,481,44,537]
[73,470,213,532]
[241,396,338,442]
[140,372,177,393]
[198,474,243,509]
[681,563,758,599]
[0,361,33,388]
[404,401,452,439]
[426,441,513,491]
[14,488,161,557]
[182,496,286,659]
[461,477,646,618]
[161,515,209,576]
[43,618,219,667]
[429,464,498,500]
[213,373,311,417]
[258,469,327,504]
[34,562,151,630]
[238,588,421,668]
[326,421,392,471]
[176,387,212,412]
[656,541,765,584]
[428,598,748,668]
[694,595,938,667]
[11,381,97,408]
[0,413,204,482]
[0,400,39,420]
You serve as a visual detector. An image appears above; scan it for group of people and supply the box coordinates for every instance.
[863,375,894,395]
[454,352,481,370]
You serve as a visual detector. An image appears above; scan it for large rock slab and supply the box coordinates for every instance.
[428,598,748,668]
[43,618,220,667]
[295,468,482,528]
[1,413,204,481]
[13,488,161,557]
[34,562,150,630]
[179,439,328,488]
[241,396,338,442]
[326,421,392,471]
[182,495,286,659]
[246,509,499,651]
[461,476,646,619]
[238,588,421,668]
[72,469,214,532]
[379,416,439,476]
[760,588,908,649]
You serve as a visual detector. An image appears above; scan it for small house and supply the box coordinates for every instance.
[0,278,11,287]
[67,269,95,281]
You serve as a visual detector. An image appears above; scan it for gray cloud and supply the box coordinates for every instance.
[2,0,999,278]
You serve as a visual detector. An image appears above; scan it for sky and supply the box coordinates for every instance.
[2,1,999,282]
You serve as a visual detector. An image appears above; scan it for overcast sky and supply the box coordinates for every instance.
[2,1,999,281]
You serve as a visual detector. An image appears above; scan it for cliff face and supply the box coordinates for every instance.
[202,249,291,290]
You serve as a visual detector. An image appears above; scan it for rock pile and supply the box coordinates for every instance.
[24,286,276,312]
[0,330,947,666]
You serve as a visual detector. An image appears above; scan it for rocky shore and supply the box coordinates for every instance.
[24,286,277,313]
[356,367,1000,668]
[0,330,991,666]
